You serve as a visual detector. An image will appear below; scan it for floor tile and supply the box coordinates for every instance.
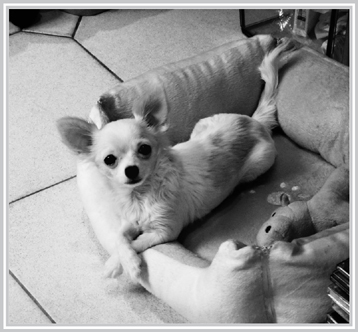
[22,10,80,37]
[7,274,53,325]
[8,178,187,325]
[76,9,245,80]
[8,32,120,202]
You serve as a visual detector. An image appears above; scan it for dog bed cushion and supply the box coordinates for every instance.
[138,38,350,323]
[85,35,350,323]
[140,223,349,323]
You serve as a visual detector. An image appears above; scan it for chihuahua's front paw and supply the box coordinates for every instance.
[122,254,142,282]
[104,254,123,279]
[103,250,142,282]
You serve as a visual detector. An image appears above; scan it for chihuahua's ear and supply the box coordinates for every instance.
[89,91,134,129]
[143,96,168,128]
[134,94,168,131]
[129,77,168,130]
[89,102,109,129]
[57,117,96,154]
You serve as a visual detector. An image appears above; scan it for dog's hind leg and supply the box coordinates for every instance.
[132,232,174,253]
[131,226,182,253]
[240,134,277,183]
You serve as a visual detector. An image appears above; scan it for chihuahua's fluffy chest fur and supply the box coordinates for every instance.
[109,148,183,233]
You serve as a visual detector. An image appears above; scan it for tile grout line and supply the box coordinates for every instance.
[9,30,22,36]
[71,15,82,39]
[9,176,76,205]
[8,16,127,326]
[69,16,124,82]
[72,38,124,83]
[19,29,124,83]
[21,29,76,39]
[9,270,56,324]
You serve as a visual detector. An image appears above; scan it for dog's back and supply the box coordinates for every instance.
[172,114,274,224]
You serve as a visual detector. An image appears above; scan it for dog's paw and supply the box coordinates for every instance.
[122,254,142,282]
[209,240,256,275]
[218,239,245,255]
[103,254,123,279]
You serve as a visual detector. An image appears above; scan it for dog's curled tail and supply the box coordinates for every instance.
[252,37,296,131]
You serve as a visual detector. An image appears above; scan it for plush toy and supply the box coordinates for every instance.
[256,165,349,246]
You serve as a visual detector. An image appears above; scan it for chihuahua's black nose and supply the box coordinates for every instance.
[125,166,139,180]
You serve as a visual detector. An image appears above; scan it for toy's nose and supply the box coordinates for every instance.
[125,165,139,180]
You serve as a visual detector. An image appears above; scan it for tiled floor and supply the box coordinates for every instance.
[7,9,247,326]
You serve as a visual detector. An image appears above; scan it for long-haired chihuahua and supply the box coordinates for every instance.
[57,38,294,281]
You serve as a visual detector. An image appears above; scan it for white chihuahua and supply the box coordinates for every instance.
[57,38,294,281]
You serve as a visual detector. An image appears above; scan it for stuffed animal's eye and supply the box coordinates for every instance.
[138,144,152,156]
[271,212,276,217]
[104,154,117,166]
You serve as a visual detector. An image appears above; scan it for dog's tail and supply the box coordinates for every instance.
[252,38,296,131]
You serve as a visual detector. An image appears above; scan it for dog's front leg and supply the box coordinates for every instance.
[104,225,178,281]
[77,161,142,281]
[104,222,142,280]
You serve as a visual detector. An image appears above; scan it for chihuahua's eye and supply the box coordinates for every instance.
[138,144,152,157]
[104,154,117,166]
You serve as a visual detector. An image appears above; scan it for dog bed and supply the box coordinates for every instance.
[84,35,350,323]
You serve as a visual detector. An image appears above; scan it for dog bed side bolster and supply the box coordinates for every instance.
[92,35,276,144]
